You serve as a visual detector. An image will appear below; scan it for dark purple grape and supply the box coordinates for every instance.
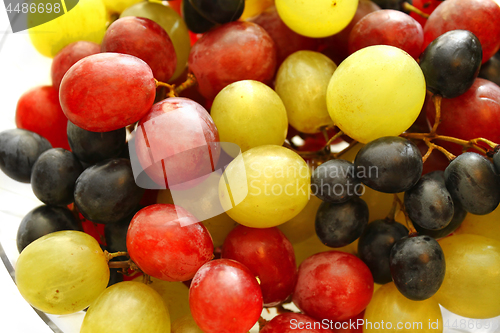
[0,129,52,183]
[419,30,482,98]
[444,152,500,215]
[74,159,144,224]
[413,200,467,239]
[478,51,500,86]
[189,0,244,24]
[358,219,409,284]
[104,211,136,261]
[311,159,362,203]
[67,121,126,165]
[31,148,84,206]
[17,205,82,252]
[108,268,124,288]
[182,0,216,33]
[371,0,412,12]
[390,235,446,300]
[354,136,423,193]
[493,149,500,174]
[315,197,369,248]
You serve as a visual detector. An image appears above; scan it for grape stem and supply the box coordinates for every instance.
[142,273,152,285]
[386,195,399,221]
[284,130,344,158]
[402,2,430,18]
[393,194,418,236]
[104,250,129,261]
[429,95,442,135]
[154,74,198,98]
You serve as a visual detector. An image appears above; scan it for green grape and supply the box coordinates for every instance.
[81,281,171,333]
[338,143,363,163]
[240,0,274,20]
[275,51,336,134]
[102,0,143,14]
[275,0,358,37]
[326,45,426,143]
[454,205,500,242]
[28,0,107,58]
[293,234,357,267]
[362,187,400,222]
[278,195,322,244]
[436,234,500,319]
[211,80,288,152]
[15,231,109,315]
[121,2,191,81]
[172,314,204,333]
[219,145,310,228]
[365,282,442,333]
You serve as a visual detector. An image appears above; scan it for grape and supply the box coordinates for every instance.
[410,0,440,27]
[17,205,82,252]
[348,9,424,60]
[360,186,397,221]
[311,159,361,203]
[390,235,446,300]
[278,195,322,244]
[189,0,245,24]
[182,0,216,34]
[419,30,482,98]
[326,45,426,143]
[436,234,500,318]
[51,41,100,91]
[315,197,369,248]
[261,312,334,332]
[275,51,336,134]
[275,0,359,38]
[455,204,500,242]
[15,231,109,314]
[59,53,156,132]
[0,129,52,183]
[221,225,296,306]
[211,80,288,152]
[188,21,277,100]
[102,17,177,83]
[364,282,443,333]
[28,0,107,57]
[67,121,126,165]
[293,251,373,321]
[189,259,263,333]
[444,152,500,215]
[172,315,204,333]
[121,2,191,81]
[241,0,274,19]
[219,145,310,228]
[479,51,500,86]
[102,0,143,14]
[355,136,423,193]
[31,148,83,206]
[80,281,170,333]
[127,204,214,281]
[16,85,69,149]
[104,212,136,259]
[358,219,408,284]
[293,234,358,267]
[74,159,145,224]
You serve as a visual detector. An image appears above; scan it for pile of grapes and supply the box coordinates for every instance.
[1,0,500,332]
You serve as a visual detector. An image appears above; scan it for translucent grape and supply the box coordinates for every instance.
[326,45,426,143]
[454,205,500,242]
[102,0,143,14]
[15,231,109,314]
[275,0,358,37]
[293,234,358,267]
[240,0,274,19]
[278,195,322,244]
[275,51,336,133]
[211,80,288,152]
[436,234,500,319]
[172,314,204,333]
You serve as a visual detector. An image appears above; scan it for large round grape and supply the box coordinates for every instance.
[15,231,109,315]
[275,0,358,37]
[219,145,310,228]
[326,45,426,143]
[436,234,500,319]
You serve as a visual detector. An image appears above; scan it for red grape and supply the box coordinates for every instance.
[59,53,156,132]
[293,251,373,321]
[15,86,69,150]
[410,0,440,27]
[188,21,277,100]
[127,204,214,281]
[221,225,296,307]
[189,259,263,333]
[260,313,334,333]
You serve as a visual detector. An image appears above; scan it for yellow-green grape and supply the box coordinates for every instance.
[338,143,363,163]
[454,205,500,242]
[293,235,357,267]
[121,2,191,81]
[15,231,109,315]
[172,314,204,333]
[102,0,142,14]
[211,80,288,152]
[436,234,500,319]
[219,145,310,228]
[241,0,274,19]
[365,282,443,333]
[81,281,170,333]
[275,51,336,134]
[278,195,322,244]
[28,0,107,58]
[326,45,426,143]
[275,0,358,37]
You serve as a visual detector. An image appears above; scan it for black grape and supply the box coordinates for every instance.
[419,30,482,98]
[182,0,216,33]
[414,200,467,239]
[0,129,52,183]
[444,152,500,215]
[31,148,84,206]
[479,51,500,86]
[358,219,408,284]
[371,0,412,11]
[74,159,144,224]
[104,211,136,261]
[390,235,446,300]
[67,121,126,165]
[354,136,422,193]
[311,159,361,203]
[189,0,244,24]
[17,205,82,252]
[315,197,369,247]
[493,149,500,174]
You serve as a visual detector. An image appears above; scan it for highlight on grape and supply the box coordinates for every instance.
[289,318,439,331]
